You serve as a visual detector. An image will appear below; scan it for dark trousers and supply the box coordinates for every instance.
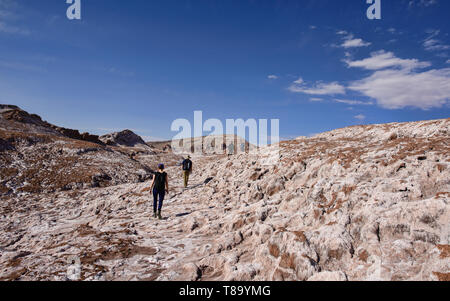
[153,188,165,212]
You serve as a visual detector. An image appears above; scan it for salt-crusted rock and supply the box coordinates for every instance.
[0,116,448,281]
[181,263,202,281]
[307,271,348,281]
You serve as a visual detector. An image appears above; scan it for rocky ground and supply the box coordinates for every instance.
[0,117,448,281]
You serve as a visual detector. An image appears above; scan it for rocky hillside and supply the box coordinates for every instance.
[0,105,179,195]
[0,117,448,281]
[0,105,103,144]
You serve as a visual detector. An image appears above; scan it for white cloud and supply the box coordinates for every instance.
[423,29,450,52]
[341,38,371,48]
[334,99,374,106]
[349,67,450,110]
[344,50,431,70]
[346,50,450,110]
[292,27,449,111]
[289,80,345,96]
[447,59,450,64]
[268,75,278,80]
[424,39,450,51]
[425,29,440,38]
[354,114,366,121]
[293,77,303,84]
[309,98,323,102]
[336,31,371,49]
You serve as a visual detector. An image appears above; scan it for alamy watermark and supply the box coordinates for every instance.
[66,0,81,20]
[367,0,381,20]
[66,1,380,21]
[170,111,280,166]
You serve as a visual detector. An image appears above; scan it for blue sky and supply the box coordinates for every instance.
[0,0,449,141]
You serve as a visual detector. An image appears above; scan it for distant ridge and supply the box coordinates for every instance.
[0,104,103,145]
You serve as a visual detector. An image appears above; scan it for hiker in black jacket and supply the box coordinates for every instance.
[182,156,193,188]
[150,164,169,219]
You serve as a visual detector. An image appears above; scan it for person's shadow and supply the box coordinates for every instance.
[175,212,191,217]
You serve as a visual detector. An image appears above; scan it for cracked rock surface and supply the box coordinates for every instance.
[0,117,449,281]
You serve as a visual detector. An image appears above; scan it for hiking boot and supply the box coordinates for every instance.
[157,211,162,220]
[153,212,157,218]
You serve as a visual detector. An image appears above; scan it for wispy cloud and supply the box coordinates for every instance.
[341,38,371,48]
[293,25,449,111]
[0,7,13,18]
[0,60,45,72]
[386,28,403,36]
[0,0,30,35]
[0,0,18,13]
[89,66,135,77]
[0,21,29,35]
[408,0,438,8]
[267,75,278,80]
[354,114,366,121]
[293,77,303,84]
[338,32,371,49]
[423,29,449,54]
[107,67,135,77]
[334,99,374,106]
[344,50,431,70]
[424,39,449,51]
[289,79,345,96]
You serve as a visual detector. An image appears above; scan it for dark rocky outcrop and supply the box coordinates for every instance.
[51,126,103,145]
[99,130,147,147]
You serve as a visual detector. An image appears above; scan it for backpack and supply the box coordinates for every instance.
[183,159,192,171]
[154,172,166,191]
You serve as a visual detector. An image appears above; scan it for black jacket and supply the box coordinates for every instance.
[182,159,192,171]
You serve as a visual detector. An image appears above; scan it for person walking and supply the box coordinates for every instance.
[150,164,169,219]
[182,155,193,188]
